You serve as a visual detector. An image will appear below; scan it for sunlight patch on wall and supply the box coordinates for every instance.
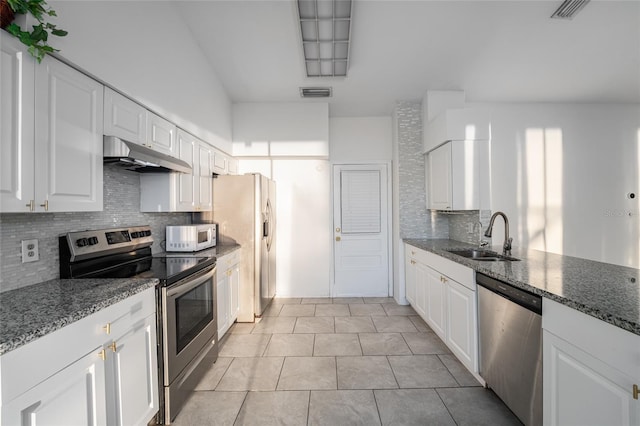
[523,127,563,254]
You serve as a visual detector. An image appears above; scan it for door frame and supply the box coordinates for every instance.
[330,161,393,298]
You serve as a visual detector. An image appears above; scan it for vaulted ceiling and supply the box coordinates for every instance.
[175,0,640,117]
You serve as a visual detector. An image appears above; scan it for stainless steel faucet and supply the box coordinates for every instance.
[484,211,513,255]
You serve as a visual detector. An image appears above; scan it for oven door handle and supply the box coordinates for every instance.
[165,265,216,297]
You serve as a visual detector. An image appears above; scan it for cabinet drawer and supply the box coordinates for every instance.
[0,288,155,403]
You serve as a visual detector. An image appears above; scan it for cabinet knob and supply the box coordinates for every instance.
[25,200,35,211]
[103,323,111,334]
[634,384,639,400]
[97,349,106,361]
[108,341,117,353]
[39,200,48,211]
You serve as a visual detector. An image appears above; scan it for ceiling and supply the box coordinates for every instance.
[174,0,640,117]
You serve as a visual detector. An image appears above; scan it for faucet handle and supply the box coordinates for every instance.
[503,237,513,254]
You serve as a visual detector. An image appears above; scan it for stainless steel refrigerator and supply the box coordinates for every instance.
[196,173,276,322]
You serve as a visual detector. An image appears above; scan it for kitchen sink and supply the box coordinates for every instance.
[447,249,520,262]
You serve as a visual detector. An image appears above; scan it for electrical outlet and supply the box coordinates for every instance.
[21,239,39,263]
[467,223,475,234]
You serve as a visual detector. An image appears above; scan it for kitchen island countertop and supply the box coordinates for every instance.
[0,278,158,356]
[404,239,640,336]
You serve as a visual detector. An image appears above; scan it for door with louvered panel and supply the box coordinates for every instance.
[333,164,389,297]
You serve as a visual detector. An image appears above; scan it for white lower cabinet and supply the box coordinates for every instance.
[0,288,158,426]
[543,298,640,426]
[2,347,108,425]
[404,243,479,376]
[217,249,241,339]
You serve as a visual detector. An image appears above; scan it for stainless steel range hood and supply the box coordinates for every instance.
[103,136,192,174]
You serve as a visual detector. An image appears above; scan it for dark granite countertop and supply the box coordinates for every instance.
[404,239,640,336]
[0,278,158,356]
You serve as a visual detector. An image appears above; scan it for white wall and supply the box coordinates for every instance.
[233,103,329,157]
[483,103,640,268]
[239,159,332,297]
[49,1,233,152]
[329,117,393,162]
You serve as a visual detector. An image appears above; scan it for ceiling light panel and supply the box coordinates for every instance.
[297,0,352,77]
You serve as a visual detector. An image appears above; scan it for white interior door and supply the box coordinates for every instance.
[333,164,389,297]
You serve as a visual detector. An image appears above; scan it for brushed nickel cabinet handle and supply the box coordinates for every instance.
[25,200,35,211]
[98,349,106,361]
[633,384,639,400]
[39,200,48,211]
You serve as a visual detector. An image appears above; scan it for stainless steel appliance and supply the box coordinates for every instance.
[59,226,218,424]
[477,273,542,426]
[194,173,276,322]
[166,224,217,252]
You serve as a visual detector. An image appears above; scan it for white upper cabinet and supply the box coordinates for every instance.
[1,36,103,213]
[103,87,146,144]
[147,112,176,156]
[1,36,35,212]
[104,87,177,158]
[426,139,490,211]
[174,129,197,211]
[423,108,491,153]
[140,130,214,212]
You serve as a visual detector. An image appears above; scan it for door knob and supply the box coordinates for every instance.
[336,236,341,241]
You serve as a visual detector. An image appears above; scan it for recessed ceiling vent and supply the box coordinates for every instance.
[551,0,590,19]
[300,87,333,98]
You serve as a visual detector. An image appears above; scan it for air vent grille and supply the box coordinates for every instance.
[300,87,333,98]
[551,0,590,19]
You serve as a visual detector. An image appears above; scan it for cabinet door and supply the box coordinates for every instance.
[544,330,640,426]
[198,142,213,211]
[1,347,107,426]
[0,36,35,212]
[108,314,159,426]
[217,275,230,338]
[229,263,240,323]
[34,54,104,212]
[425,267,446,339]
[228,157,239,175]
[103,87,146,144]
[413,261,429,319]
[175,130,198,212]
[147,112,175,156]
[445,279,477,372]
[212,150,228,175]
[427,143,452,210]
[405,254,416,305]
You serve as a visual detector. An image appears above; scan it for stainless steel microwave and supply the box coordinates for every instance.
[166,224,217,252]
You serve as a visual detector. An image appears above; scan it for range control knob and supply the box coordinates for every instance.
[144,230,152,236]
[76,238,89,247]
[88,237,99,245]
[131,232,139,238]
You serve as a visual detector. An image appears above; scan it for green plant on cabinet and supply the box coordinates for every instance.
[3,0,67,62]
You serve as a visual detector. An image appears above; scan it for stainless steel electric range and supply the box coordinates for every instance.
[59,225,218,424]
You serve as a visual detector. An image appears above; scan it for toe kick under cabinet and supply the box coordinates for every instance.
[0,288,159,426]
[405,243,480,380]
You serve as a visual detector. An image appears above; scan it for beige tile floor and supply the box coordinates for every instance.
[173,297,522,426]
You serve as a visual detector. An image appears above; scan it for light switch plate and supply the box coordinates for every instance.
[21,239,39,263]
[467,223,475,234]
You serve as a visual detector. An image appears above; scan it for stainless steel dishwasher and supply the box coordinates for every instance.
[477,273,543,426]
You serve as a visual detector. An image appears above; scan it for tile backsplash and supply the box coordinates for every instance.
[0,166,191,292]
[447,210,492,245]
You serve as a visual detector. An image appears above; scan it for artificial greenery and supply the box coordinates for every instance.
[5,0,67,62]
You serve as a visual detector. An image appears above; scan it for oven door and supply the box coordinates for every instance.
[162,265,217,384]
